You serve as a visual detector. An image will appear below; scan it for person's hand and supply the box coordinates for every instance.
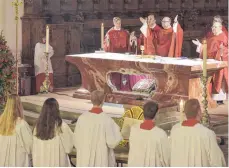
[140,17,146,24]
[192,39,201,46]
[174,15,178,23]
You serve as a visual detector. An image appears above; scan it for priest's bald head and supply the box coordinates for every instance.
[212,22,223,36]
[161,17,171,29]
[143,101,159,120]
[184,99,202,121]
[113,17,121,29]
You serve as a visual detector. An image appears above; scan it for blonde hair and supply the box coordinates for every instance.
[0,94,24,136]
[91,90,105,106]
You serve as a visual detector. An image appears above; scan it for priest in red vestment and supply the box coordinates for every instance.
[193,22,228,104]
[103,17,131,91]
[206,15,228,39]
[139,14,161,55]
[103,17,130,53]
[156,15,183,57]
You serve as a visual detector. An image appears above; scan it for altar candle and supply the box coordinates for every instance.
[179,99,184,122]
[202,39,207,77]
[46,25,49,53]
[101,22,104,49]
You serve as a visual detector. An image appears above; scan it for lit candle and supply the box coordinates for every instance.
[101,23,104,49]
[46,25,49,53]
[202,39,207,77]
[179,99,184,122]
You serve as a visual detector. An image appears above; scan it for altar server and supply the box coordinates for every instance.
[74,90,122,166]
[128,101,170,167]
[0,94,32,167]
[170,99,226,167]
[32,98,73,167]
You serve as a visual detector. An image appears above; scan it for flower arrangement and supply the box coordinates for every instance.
[0,31,16,111]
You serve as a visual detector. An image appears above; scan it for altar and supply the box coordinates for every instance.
[65,52,227,108]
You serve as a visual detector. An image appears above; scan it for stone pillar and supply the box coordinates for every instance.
[0,0,5,32]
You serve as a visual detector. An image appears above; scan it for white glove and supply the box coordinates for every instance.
[174,15,178,23]
[192,39,201,46]
[173,15,178,33]
[192,39,202,53]
[140,17,146,24]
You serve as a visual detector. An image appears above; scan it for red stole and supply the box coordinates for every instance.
[156,27,173,57]
[144,25,161,55]
[89,107,103,114]
[168,23,183,57]
[182,119,199,127]
[140,120,155,130]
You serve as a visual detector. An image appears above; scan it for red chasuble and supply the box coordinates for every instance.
[156,24,183,57]
[203,32,228,94]
[104,28,129,53]
[142,25,161,55]
[140,120,155,130]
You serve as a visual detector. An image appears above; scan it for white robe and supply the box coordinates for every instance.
[34,42,54,76]
[0,119,32,167]
[170,123,226,167]
[32,121,74,167]
[74,112,122,167]
[128,124,170,167]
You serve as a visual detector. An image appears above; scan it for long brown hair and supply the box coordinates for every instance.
[35,98,62,140]
[0,94,24,135]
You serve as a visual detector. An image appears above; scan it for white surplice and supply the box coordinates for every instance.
[170,123,226,167]
[74,112,122,167]
[128,124,170,167]
[0,119,32,167]
[34,42,54,76]
[32,121,74,167]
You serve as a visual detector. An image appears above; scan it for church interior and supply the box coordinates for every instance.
[0,0,228,166]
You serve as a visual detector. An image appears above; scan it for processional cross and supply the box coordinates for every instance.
[12,0,23,94]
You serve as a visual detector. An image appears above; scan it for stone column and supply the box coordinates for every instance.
[0,0,5,32]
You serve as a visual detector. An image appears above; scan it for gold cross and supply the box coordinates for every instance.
[12,0,23,21]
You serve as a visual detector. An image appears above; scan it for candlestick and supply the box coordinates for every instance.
[202,39,207,77]
[46,25,49,53]
[101,23,104,49]
[201,39,210,127]
[179,99,184,122]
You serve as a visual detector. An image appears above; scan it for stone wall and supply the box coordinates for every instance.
[22,0,228,88]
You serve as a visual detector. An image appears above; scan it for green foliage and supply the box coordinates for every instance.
[0,31,15,107]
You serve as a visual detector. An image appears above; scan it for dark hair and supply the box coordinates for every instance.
[91,90,105,106]
[184,99,201,119]
[35,98,62,140]
[143,101,158,120]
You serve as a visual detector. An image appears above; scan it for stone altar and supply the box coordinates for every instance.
[65,53,227,108]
